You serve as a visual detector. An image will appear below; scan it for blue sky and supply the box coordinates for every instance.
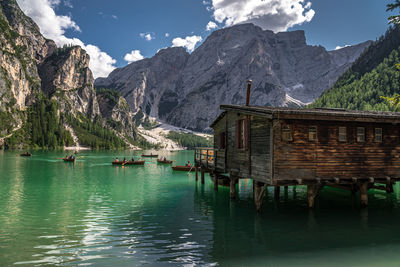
[17,0,396,78]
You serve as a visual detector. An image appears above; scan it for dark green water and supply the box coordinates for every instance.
[2,150,400,266]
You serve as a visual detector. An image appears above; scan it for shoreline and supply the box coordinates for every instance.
[64,146,91,151]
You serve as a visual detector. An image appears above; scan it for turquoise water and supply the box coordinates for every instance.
[2,150,400,266]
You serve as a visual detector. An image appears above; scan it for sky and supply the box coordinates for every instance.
[16,0,397,79]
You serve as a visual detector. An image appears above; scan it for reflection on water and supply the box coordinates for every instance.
[1,151,400,266]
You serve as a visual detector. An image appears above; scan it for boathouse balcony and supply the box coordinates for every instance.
[194,147,216,171]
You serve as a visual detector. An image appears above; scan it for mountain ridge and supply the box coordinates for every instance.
[96,23,372,131]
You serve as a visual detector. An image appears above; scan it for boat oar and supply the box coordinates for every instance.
[188,165,195,174]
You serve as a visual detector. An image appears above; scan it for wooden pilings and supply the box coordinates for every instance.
[359,183,368,208]
[274,186,280,200]
[307,185,321,209]
[254,181,267,212]
[230,177,238,199]
[200,169,205,184]
[195,167,198,181]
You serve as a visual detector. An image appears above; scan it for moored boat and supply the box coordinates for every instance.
[172,166,196,171]
[157,159,173,164]
[20,152,32,157]
[141,154,158,158]
[63,158,76,162]
[112,160,145,165]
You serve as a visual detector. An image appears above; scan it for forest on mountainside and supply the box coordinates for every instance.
[310,26,400,111]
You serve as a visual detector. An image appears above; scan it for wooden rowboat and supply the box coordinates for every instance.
[112,160,145,165]
[20,153,32,157]
[63,158,76,162]
[157,159,173,164]
[172,166,195,172]
[141,154,158,158]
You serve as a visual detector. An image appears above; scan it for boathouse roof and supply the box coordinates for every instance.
[210,105,400,127]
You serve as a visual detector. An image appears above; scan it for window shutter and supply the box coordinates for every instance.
[245,118,250,150]
[235,120,239,149]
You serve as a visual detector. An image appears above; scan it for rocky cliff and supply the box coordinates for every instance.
[39,46,100,118]
[0,0,133,148]
[96,23,371,131]
[0,0,55,135]
[96,47,189,118]
[96,89,136,139]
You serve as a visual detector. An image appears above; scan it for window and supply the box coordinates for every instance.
[375,128,382,142]
[219,132,226,149]
[235,119,248,149]
[309,126,317,141]
[339,127,346,142]
[357,127,365,142]
[282,125,292,141]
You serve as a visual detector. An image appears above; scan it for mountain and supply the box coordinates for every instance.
[0,0,135,149]
[310,26,400,111]
[96,23,371,131]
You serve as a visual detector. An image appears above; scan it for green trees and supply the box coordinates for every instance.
[167,131,212,149]
[310,26,400,112]
[388,0,400,25]
[27,97,74,148]
[65,113,126,149]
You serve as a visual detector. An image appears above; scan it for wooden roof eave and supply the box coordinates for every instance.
[220,104,400,124]
[219,106,273,119]
[273,113,400,124]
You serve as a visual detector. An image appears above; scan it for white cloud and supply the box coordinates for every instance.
[16,0,116,78]
[112,15,118,20]
[210,0,315,32]
[172,35,202,53]
[124,50,144,63]
[140,32,154,41]
[206,21,218,31]
[63,0,73,8]
[202,0,210,5]
[165,32,170,37]
[335,45,350,50]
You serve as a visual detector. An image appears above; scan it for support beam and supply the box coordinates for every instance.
[386,183,394,193]
[200,169,205,185]
[351,184,358,195]
[213,175,218,191]
[195,167,198,182]
[254,182,267,213]
[284,186,288,191]
[359,183,368,208]
[307,185,320,209]
[230,177,238,199]
[274,186,280,201]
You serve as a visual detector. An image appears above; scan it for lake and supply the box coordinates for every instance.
[2,150,400,266]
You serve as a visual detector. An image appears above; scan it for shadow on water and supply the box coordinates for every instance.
[192,181,400,266]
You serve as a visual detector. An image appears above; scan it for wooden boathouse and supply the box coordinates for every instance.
[195,104,400,211]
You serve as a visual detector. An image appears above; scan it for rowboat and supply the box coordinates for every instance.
[112,160,145,165]
[157,159,173,164]
[20,153,32,157]
[63,158,76,162]
[141,154,158,158]
[172,166,196,171]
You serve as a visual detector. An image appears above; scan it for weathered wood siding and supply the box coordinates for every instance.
[273,120,400,180]
[213,116,226,173]
[250,116,271,183]
[213,112,271,182]
[225,112,249,178]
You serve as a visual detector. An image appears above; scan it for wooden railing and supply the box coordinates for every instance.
[194,147,216,170]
